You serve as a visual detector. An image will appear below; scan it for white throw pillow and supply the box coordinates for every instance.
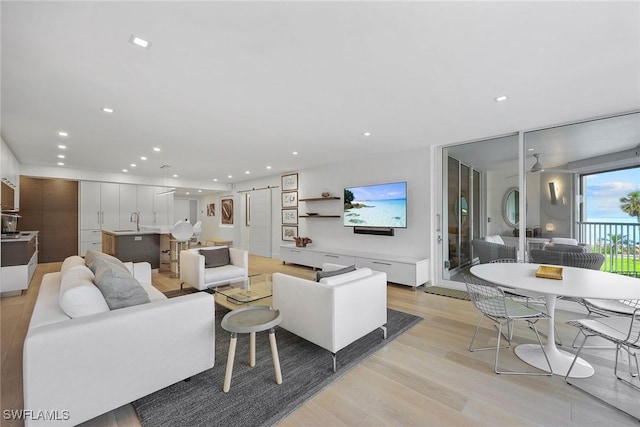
[59,266,110,318]
[60,255,87,277]
[550,237,578,246]
[484,235,505,245]
[320,268,373,286]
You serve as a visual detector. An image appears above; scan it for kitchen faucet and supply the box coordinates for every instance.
[130,212,140,232]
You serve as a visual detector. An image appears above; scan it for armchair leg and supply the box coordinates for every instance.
[332,353,337,373]
[380,325,387,339]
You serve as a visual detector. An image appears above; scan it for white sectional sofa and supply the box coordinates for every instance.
[272,263,387,371]
[23,254,215,426]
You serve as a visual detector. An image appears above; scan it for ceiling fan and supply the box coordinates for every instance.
[507,153,579,178]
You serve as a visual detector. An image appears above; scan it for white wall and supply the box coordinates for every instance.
[235,148,432,260]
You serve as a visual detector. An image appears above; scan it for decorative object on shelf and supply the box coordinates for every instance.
[281,173,298,191]
[221,198,234,225]
[207,203,215,217]
[321,191,331,198]
[306,212,318,216]
[282,225,298,241]
[282,191,298,208]
[281,209,298,224]
[294,237,312,248]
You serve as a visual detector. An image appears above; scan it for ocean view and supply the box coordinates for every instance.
[344,198,407,227]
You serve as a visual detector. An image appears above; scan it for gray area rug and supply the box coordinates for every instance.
[132,307,422,426]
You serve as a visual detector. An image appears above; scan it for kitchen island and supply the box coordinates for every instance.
[102,229,161,269]
[1,231,39,295]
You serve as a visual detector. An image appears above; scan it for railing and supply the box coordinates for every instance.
[577,221,640,278]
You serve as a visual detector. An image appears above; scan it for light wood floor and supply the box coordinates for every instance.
[2,256,637,426]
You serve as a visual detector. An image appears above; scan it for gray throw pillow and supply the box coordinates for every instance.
[315,265,357,282]
[200,248,230,268]
[85,250,128,274]
[93,259,150,310]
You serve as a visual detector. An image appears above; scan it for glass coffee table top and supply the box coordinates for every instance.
[214,274,272,309]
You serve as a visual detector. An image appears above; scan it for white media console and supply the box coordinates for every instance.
[280,244,429,289]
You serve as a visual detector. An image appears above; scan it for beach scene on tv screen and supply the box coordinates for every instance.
[344,182,407,227]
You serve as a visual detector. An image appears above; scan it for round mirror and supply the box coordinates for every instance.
[502,187,519,228]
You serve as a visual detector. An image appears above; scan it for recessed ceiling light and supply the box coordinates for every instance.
[130,163,137,167]
[173,174,178,178]
[102,107,114,113]
[58,131,68,137]
[245,171,250,175]
[363,132,371,137]
[122,169,128,173]
[186,192,190,195]
[153,147,161,152]
[198,190,202,193]
[140,156,147,160]
[266,166,272,170]
[58,144,67,149]
[528,148,535,152]
[57,154,65,159]
[292,151,298,155]
[57,162,64,166]
[213,178,218,182]
[494,95,508,102]
[129,34,151,49]
[228,175,233,178]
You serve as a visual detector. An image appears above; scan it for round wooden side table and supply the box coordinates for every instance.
[220,306,283,393]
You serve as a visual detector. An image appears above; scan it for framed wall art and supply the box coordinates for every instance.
[281,208,298,224]
[207,203,215,217]
[281,191,298,208]
[281,173,298,191]
[282,225,298,241]
[221,197,234,225]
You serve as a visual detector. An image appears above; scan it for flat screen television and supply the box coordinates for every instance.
[344,181,407,228]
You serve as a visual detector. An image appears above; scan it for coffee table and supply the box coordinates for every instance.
[214,274,272,311]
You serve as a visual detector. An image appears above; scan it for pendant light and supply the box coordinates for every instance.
[157,165,175,196]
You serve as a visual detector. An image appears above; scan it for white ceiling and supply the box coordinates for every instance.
[2,1,640,191]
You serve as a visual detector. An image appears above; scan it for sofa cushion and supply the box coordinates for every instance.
[203,264,245,283]
[200,247,230,268]
[315,265,356,282]
[85,250,129,274]
[483,235,505,245]
[320,268,373,286]
[61,255,87,276]
[93,259,150,310]
[544,242,587,253]
[59,266,110,318]
[550,237,579,246]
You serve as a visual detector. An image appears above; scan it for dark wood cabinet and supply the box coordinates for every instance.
[19,177,78,263]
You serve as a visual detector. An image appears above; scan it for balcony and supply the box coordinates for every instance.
[578,221,640,278]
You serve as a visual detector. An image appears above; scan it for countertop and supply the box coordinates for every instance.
[102,229,159,236]
[102,225,174,236]
[1,230,39,243]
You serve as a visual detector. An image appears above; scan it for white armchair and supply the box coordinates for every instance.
[180,246,248,291]
[272,263,387,371]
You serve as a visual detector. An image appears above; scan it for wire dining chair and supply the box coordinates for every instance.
[463,274,552,375]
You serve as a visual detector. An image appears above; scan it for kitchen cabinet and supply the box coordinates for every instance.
[119,184,138,229]
[79,182,174,256]
[1,231,38,294]
[1,139,20,209]
[137,185,156,225]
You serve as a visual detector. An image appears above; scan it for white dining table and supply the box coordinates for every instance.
[470,263,640,378]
